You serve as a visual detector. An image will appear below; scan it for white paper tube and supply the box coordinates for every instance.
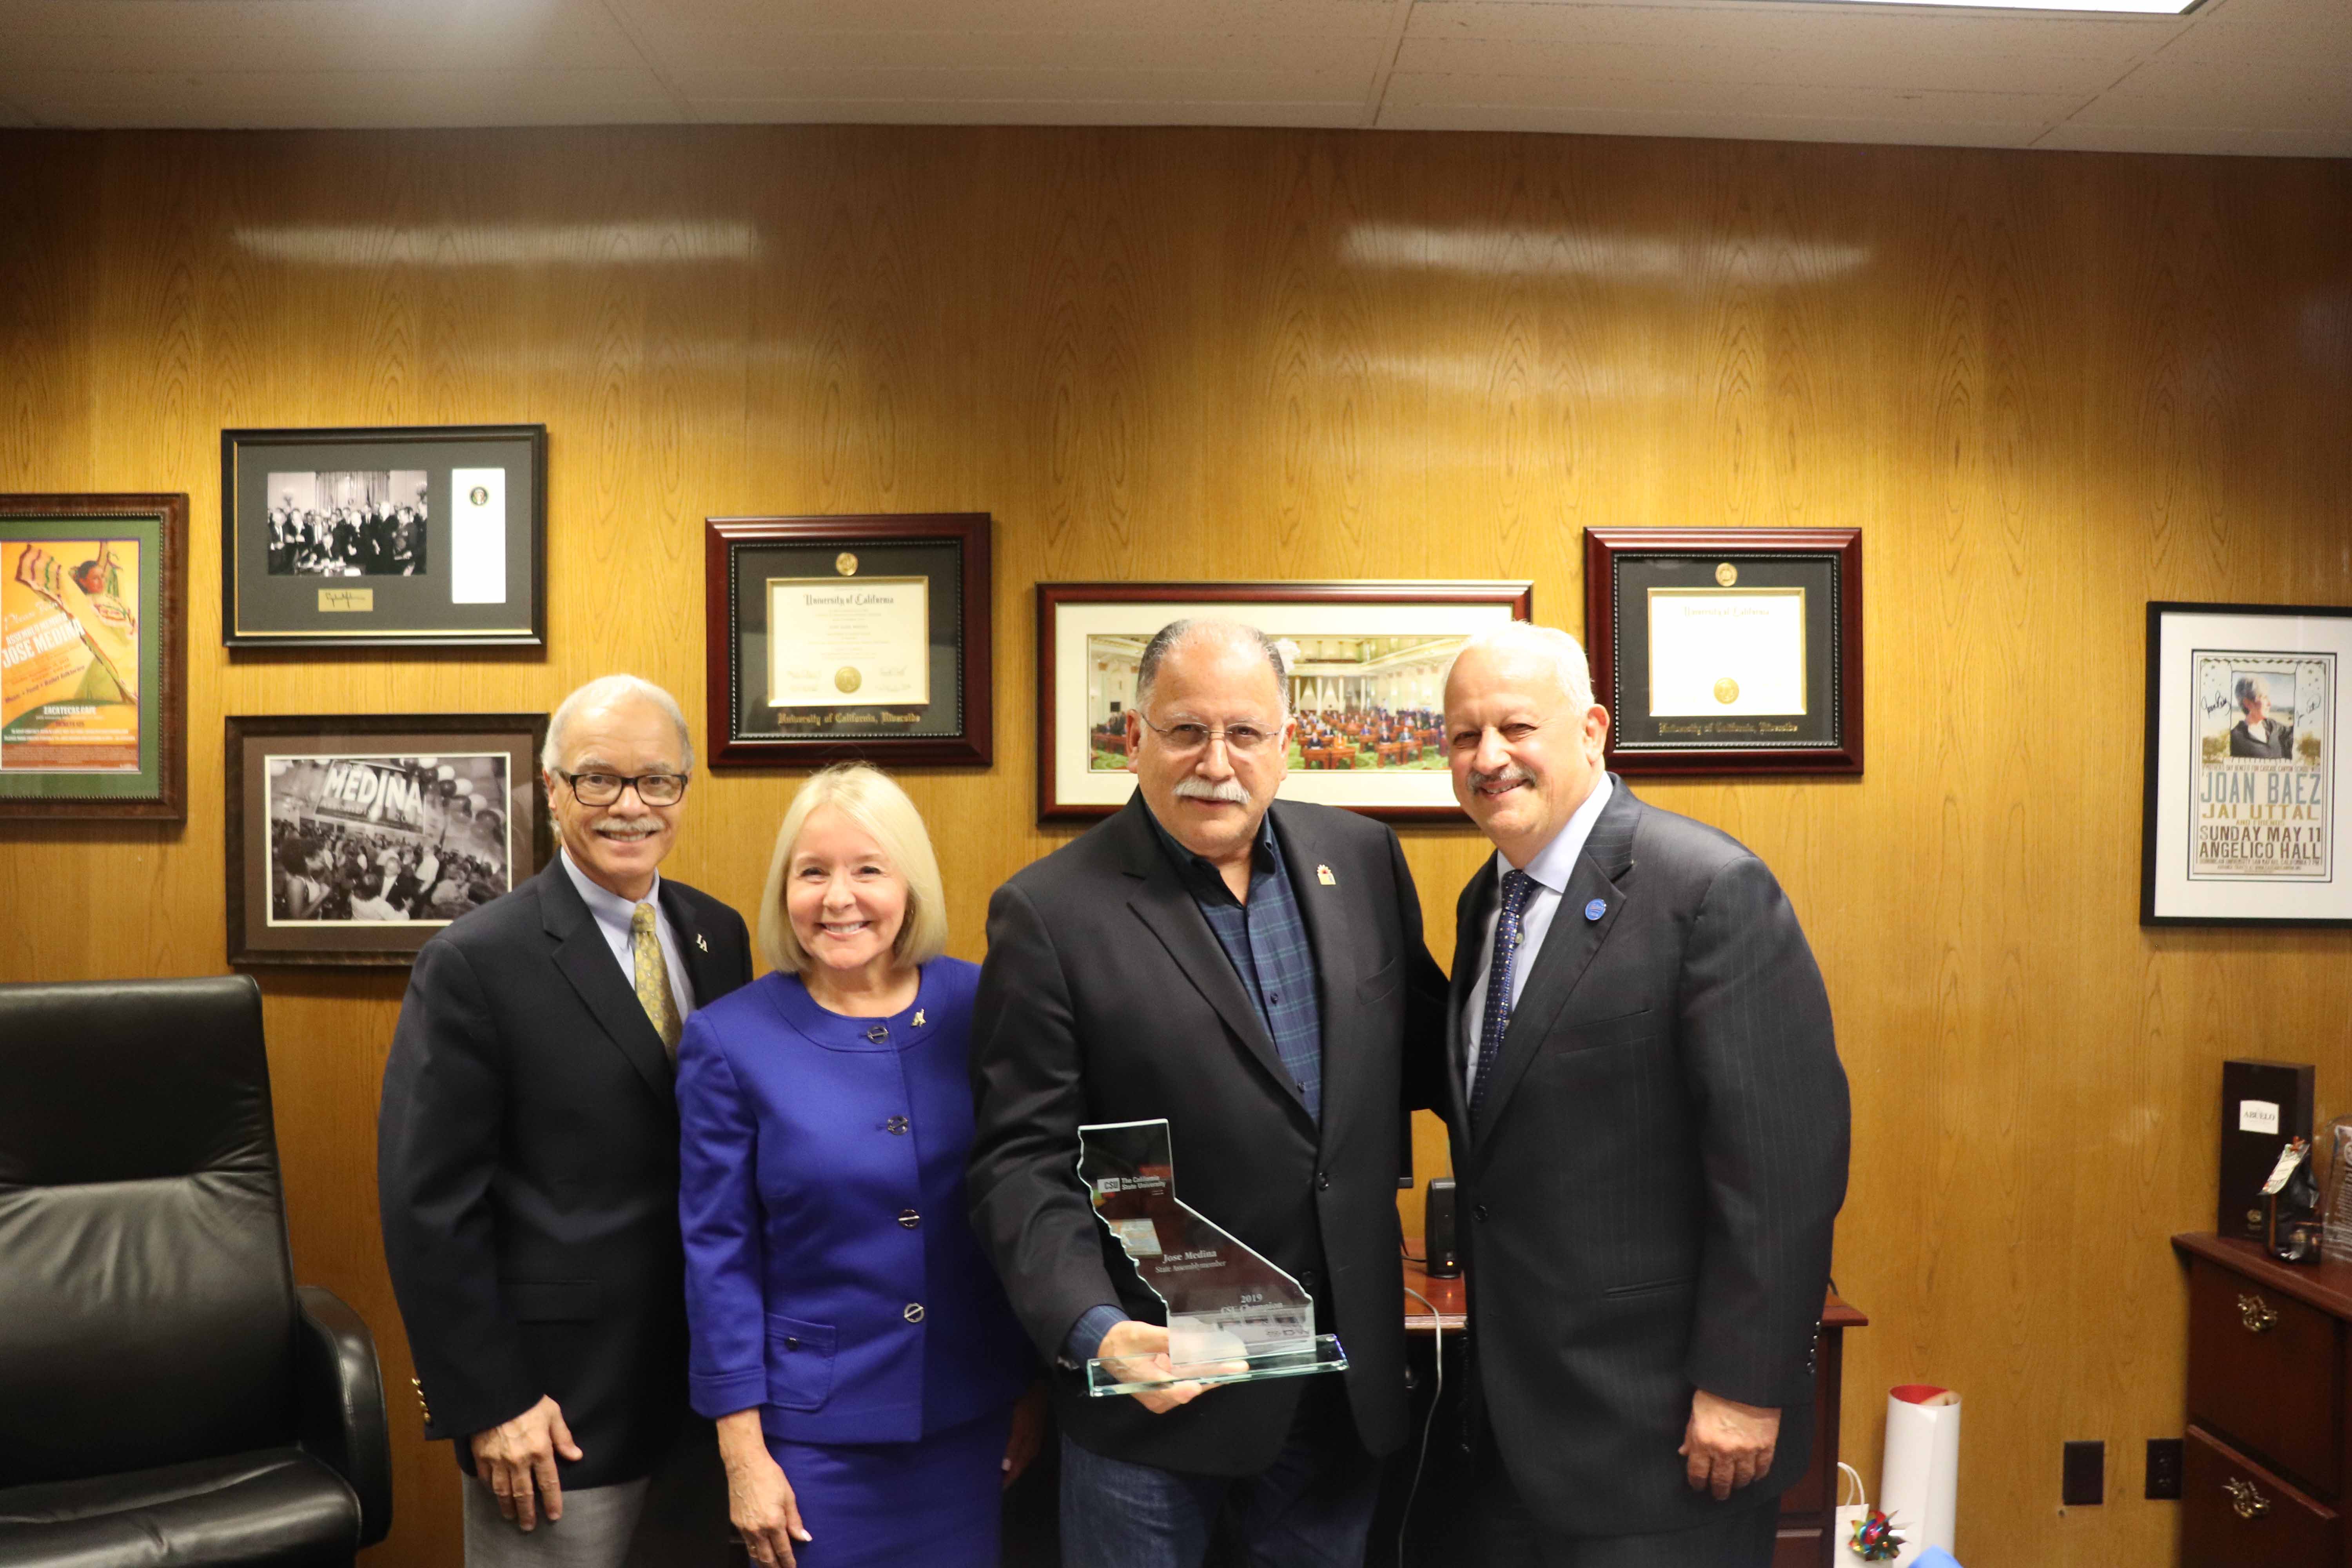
[1880,1385,1961,1565]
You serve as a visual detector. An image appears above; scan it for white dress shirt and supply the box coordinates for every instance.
[560,847,696,1024]
[1462,773,1614,1098]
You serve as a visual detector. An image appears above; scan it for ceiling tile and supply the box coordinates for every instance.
[2035,119,2352,154]
[1394,33,2134,93]
[640,28,1387,74]
[688,95,1363,126]
[13,67,680,129]
[673,63,1375,104]
[1405,0,2185,56]
[620,0,1402,38]
[1376,96,2047,146]
[1385,69,2083,124]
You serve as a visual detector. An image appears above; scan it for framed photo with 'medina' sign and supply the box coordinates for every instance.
[225,712,553,965]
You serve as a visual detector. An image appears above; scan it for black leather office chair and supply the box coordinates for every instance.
[0,975,392,1565]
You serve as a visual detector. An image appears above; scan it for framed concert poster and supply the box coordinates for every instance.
[0,493,187,820]
[2142,602,2352,927]
[225,712,553,966]
[704,513,992,768]
[1037,581,1532,822]
[1584,528,1862,777]
[221,425,546,647]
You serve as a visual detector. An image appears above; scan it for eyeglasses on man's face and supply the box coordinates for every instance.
[1134,713,1283,758]
[556,769,690,807]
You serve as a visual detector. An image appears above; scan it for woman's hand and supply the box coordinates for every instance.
[1002,1380,1049,1488]
[717,1410,811,1567]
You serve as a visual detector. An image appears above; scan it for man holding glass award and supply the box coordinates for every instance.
[968,619,1447,1568]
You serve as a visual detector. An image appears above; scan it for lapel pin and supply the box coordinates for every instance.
[1584,898,1607,922]
[1316,864,1337,886]
[694,933,708,952]
[912,1009,926,1028]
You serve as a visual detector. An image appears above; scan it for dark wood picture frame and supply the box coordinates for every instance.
[1037,579,1533,822]
[221,424,548,648]
[0,492,188,820]
[1584,527,1863,777]
[225,711,553,966]
[704,513,993,768]
[2141,601,2352,928]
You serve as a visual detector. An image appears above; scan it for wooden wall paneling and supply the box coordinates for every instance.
[1,125,2348,1568]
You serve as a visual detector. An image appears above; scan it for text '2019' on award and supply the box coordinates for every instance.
[1078,1118,1347,1396]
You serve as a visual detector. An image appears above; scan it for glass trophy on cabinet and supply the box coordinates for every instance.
[1078,1118,1348,1396]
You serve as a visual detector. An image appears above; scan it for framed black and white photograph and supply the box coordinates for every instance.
[1038,580,1531,821]
[225,712,552,965]
[2143,602,2352,927]
[1584,527,1863,777]
[705,513,992,768]
[222,425,546,647]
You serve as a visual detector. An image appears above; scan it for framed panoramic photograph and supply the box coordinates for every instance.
[1584,527,1862,776]
[705,513,992,768]
[1,492,187,820]
[2142,602,2352,927]
[225,712,553,966]
[221,425,546,647]
[1038,581,1532,821]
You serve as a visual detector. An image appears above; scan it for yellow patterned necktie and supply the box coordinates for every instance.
[631,902,682,1061]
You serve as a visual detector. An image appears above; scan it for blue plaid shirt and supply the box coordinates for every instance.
[1145,806,1326,1122]
[1061,806,1330,1367]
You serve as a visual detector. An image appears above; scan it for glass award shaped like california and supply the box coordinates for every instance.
[1078,1118,1348,1396]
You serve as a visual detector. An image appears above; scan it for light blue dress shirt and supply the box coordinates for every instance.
[559,846,696,1023]
[1461,773,1613,1098]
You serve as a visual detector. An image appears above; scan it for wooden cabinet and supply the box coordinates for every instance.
[2174,1232,2352,1566]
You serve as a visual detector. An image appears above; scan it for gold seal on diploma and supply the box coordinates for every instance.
[836,552,858,577]
[835,666,862,693]
[1714,562,1738,587]
[1713,677,1739,704]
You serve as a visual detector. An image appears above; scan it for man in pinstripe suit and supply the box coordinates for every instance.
[1439,622,1850,1567]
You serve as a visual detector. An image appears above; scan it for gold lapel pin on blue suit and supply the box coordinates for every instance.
[1584,898,1607,921]
[1316,864,1336,886]
[912,1009,926,1028]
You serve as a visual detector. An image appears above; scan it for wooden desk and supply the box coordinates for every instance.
[1398,1244,1866,1567]
[2172,1231,2352,1565]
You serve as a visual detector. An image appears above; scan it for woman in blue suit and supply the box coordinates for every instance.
[679,764,1040,1567]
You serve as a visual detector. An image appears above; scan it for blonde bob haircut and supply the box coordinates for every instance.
[758,764,949,977]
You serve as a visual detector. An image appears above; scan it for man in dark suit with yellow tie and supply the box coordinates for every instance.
[1439,622,1849,1567]
[379,674,751,1568]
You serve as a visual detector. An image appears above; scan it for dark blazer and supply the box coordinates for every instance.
[1445,779,1849,1537]
[967,795,1448,1476]
[677,959,1033,1445]
[378,858,753,1488]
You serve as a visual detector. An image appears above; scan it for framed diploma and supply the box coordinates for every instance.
[1584,528,1862,776]
[221,425,547,648]
[2142,603,2352,927]
[225,711,553,965]
[704,514,992,768]
[1038,580,1531,821]
[1,493,187,820]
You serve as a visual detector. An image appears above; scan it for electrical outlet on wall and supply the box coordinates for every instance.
[2062,1440,2105,1506]
[2146,1438,2184,1499]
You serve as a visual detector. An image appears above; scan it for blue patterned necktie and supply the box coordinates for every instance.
[1470,869,1535,1121]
